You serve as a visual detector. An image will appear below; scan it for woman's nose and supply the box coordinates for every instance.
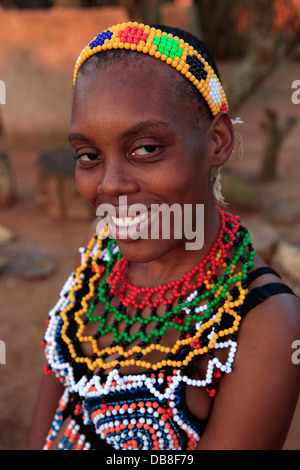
[97,160,139,198]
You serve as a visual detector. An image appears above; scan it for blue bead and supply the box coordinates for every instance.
[89,30,113,49]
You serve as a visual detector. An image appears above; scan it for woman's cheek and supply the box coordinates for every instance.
[75,168,100,206]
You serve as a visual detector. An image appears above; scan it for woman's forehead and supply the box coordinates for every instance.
[77,50,181,87]
[71,57,208,137]
[75,54,193,108]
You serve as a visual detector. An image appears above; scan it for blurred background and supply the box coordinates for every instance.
[0,0,299,450]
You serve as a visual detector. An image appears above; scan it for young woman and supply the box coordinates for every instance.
[28,22,300,450]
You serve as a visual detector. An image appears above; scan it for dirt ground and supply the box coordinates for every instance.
[0,56,300,450]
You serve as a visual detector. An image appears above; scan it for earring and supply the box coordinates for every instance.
[211,167,227,207]
[211,117,244,206]
[231,117,244,160]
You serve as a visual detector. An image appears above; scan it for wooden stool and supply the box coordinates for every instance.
[36,147,94,220]
[0,151,15,207]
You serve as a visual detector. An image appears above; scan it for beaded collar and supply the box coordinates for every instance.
[73,22,228,117]
[45,208,254,395]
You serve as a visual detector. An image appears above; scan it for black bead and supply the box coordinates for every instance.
[186,55,208,81]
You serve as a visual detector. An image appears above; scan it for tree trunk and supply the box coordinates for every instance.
[194,0,247,59]
[122,0,162,24]
[259,108,297,182]
[228,0,299,115]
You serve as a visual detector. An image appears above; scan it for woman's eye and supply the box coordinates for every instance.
[75,153,100,162]
[132,145,159,157]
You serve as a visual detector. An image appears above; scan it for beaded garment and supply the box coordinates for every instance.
[43,209,255,450]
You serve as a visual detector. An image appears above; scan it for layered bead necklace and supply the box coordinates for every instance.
[44,208,255,450]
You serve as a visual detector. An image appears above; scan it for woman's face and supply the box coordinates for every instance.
[70,55,216,263]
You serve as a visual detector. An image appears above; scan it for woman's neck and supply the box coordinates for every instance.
[124,202,221,289]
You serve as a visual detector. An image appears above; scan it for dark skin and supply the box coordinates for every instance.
[71,57,226,272]
[28,56,300,450]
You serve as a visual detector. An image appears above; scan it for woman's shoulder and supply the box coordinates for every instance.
[202,254,300,449]
[240,253,300,351]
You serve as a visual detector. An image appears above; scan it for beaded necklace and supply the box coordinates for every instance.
[44,208,255,450]
[46,208,254,383]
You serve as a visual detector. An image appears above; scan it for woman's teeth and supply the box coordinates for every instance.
[111,212,148,227]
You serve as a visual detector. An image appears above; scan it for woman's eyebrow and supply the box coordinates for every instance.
[68,121,172,144]
[68,133,93,144]
[121,120,172,139]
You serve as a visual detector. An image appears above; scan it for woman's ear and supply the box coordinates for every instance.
[208,112,235,168]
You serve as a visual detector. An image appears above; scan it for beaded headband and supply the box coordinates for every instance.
[73,22,229,117]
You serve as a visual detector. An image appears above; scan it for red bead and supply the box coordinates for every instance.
[74,404,82,415]
[206,387,217,397]
[44,365,52,375]
[213,370,222,379]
